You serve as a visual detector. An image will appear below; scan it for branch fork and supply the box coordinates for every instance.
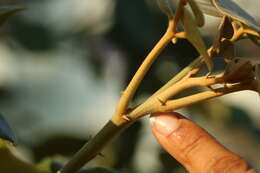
[58,1,260,173]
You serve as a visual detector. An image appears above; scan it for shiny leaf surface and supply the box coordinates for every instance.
[213,0,260,31]
[196,0,260,31]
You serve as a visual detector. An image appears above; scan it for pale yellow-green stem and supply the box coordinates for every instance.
[155,81,256,112]
[151,56,203,97]
[59,79,255,173]
[58,2,259,172]
[112,19,176,124]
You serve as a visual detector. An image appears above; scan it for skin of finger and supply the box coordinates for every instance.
[151,112,256,173]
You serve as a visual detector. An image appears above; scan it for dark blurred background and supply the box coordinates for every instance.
[0,0,260,172]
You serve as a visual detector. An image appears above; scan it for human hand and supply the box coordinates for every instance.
[150,112,257,173]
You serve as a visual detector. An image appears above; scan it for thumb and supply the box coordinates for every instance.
[150,112,256,173]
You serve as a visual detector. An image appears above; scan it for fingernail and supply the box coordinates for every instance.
[150,114,180,136]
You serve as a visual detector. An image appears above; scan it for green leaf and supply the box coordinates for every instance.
[0,7,24,26]
[213,0,260,31]
[0,140,45,173]
[181,8,213,71]
[0,113,16,143]
[196,0,260,31]
[196,0,222,17]
[187,0,205,27]
[156,0,174,18]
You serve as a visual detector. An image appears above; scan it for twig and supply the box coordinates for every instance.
[126,74,225,119]
[127,80,256,119]
[152,56,203,97]
[59,79,255,173]
[58,2,259,172]
[112,19,175,124]
[156,81,256,112]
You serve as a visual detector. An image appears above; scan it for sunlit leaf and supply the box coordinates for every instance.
[0,140,44,173]
[0,113,16,143]
[0,114,44,173]
[0,7,24,26]
[181,8,213,71]
[212,0,260,31]
[196,0,260,31]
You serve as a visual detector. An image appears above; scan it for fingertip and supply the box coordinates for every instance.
[150,112,184,137]
[149,112,252,173]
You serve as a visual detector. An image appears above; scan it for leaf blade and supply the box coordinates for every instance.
[212,0,260,31]
[181,8,213,71]
[0,7,25,26]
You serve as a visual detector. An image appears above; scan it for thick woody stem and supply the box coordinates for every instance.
[59,120,131,173]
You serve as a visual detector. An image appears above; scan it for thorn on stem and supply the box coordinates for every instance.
[223,83,228,89]
[98,152,105,158]
[157,97,166,106]
[206,72,215,79]
[207,85,215,91]
[122,115,131,121]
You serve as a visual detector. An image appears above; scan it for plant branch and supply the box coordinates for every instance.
[152,56,203,97]
[58,120,131,173]
[156,74,224,102]
[127,80,256,119]
[112,19,175,124]
[58,4,259,172]
[156,81,256,112]
[126,73,224,119]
